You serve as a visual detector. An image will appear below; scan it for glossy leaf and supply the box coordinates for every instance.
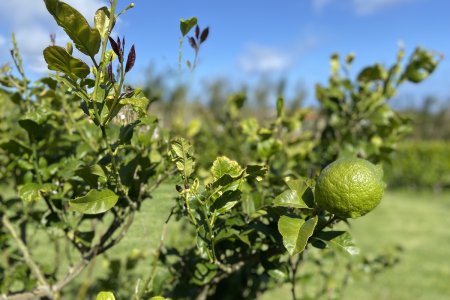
[69,189,119,214]
[273,190,309,209]
[268,268,288,281]
[75,164,107,186]
[278,216,318,256]
[180,17,197,36]
[211,156,242,180]
[245,164,268,181]
[43,46,90,80]
[108,36,121,59]
[125,45,136,73]
[44,0,101,57]
[314,231,360,256]
[95,291,115,300]
[211,190,241,214]
[200,27,209,43]
[94,7,112,39]
[286,178,308,196]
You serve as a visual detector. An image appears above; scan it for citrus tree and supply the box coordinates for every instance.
[0,1,171,298]
[0,0,441,299]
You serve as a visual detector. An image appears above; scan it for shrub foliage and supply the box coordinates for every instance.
[0,1,441,299]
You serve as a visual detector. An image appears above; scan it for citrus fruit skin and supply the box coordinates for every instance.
[314,158,385,219]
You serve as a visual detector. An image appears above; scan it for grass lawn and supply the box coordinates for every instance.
[342,190,450,300]
[67,188,450,299]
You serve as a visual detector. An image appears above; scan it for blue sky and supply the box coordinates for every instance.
[0,0,449,107]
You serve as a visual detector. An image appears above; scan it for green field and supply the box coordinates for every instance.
[342,190,450,300]
[76,187,450,299]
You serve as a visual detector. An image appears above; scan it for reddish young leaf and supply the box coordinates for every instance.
[117,37,124,62]
[107,62,115,83]
[200,27,209,43]
[116,36,121,50]
[108,36,121,60]
[188,37,197,50]
[195,25,200,39]
[125,45,136,73]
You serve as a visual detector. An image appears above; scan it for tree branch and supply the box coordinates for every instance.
[0,286,52,300]
[2,215,48,287]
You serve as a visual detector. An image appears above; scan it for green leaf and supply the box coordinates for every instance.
[69,189,119,214]
[95,291,115,300]
[73,230,95,248]
[19,183,43,202]
[227,93,246,119]
[18,107,52,137]
[75,164,107,186]
[276,96,284,117]
[18,183,55,202]
[192,262,217,285]
[314,231,360,256]
[211,156,243,180]
[286,178,308,196]
[357,64,387,83]
[180,17,197,36]
[119,96,149,115]
[43,46,90,80]
[273,190,309,209]
[149,297,167,300]
[402,47,439,83]
[245,164,268,181]
[118,121,138,145]
[211,190,241,214]
[257,138,283,159]
[52,76,88,100]
[330,53,340,77]
[171,138,195,179]
[268,268,288,281]
[94,7,113,39]
[44,0,101,57]
[278,216,318,256]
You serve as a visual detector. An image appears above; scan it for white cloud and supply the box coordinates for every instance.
[238,44,291,73]
[0,0,106,74]
[0,0,105,27]
[238,35,319,74]
[311,0,411,15]
[353,0,411,15]
[312,0,334,12]
[15,28,68,73]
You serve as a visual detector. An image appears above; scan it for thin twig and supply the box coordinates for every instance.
[2,215,48,287]
[0,286,51,300]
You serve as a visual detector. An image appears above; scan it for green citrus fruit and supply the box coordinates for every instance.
[314,157,385,218]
